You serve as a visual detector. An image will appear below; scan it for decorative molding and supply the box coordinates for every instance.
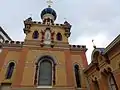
[103,34,120,54]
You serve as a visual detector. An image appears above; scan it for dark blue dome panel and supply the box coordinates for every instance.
[41,7,57,20]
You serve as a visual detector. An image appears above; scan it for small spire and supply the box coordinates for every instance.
[92,39,96,49]
[64,18,67,21]
[47,0,53,7]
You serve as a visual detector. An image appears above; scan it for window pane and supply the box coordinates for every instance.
[6,62,15,79]
[74,65,81,88]
[111,85,116,90]
[33,31,39,39]
[110,77,114,84]
[38,61,52,86]
[94,82,99,90]
[57,33,62,41]
[109,76,116,90]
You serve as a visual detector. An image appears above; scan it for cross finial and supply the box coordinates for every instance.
[47,0,53,7]
[92,39,96,49]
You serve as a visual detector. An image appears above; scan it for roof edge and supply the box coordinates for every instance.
[103,34,120,54]
[0,27,12,40]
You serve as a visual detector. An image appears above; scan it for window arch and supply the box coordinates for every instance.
[108,75,117,90]
[56,33,62,41]
[36,56,56,86]
[32,31,39,39]
[74,64,81,88]
[6,62,15,79]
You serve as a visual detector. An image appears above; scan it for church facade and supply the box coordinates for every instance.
[0,3,120,90]
[0,5,88,90]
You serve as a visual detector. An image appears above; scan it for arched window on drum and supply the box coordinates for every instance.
[56,33,62,41]
[32,31,39,39]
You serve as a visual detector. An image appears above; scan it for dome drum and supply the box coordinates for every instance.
[41,7,57,21]
[42,14,55,21]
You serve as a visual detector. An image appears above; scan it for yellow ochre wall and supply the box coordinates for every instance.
[21,49,67,86]
[0,50,20,83]
[0,20,88,90]
[25,25,68,43]
[0,47,87,88]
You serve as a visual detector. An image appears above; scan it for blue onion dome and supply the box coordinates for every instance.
[41,7,57,21]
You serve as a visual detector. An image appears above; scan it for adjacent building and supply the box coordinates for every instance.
[84,34,120,90]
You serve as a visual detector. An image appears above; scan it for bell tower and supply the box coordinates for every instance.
[23,0,71,47]
[41,0,56,25]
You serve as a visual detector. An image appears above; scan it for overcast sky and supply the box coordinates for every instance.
[0,0,120,64]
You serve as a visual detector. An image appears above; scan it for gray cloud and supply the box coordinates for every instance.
[68,0,120,41]
[0,0,120,63]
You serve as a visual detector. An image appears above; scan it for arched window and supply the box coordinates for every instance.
[93,79,99,90]
[56,33,62,41]
[34,56,56,87]
[109,75,117,90]
[32,31,39,39]
[74,65,81,88]
[38,58,53,86]
[6,62,15,79]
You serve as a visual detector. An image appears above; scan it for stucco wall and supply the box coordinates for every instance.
[0,51,20,83]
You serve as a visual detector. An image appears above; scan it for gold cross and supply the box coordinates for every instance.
[47,0,53,7]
